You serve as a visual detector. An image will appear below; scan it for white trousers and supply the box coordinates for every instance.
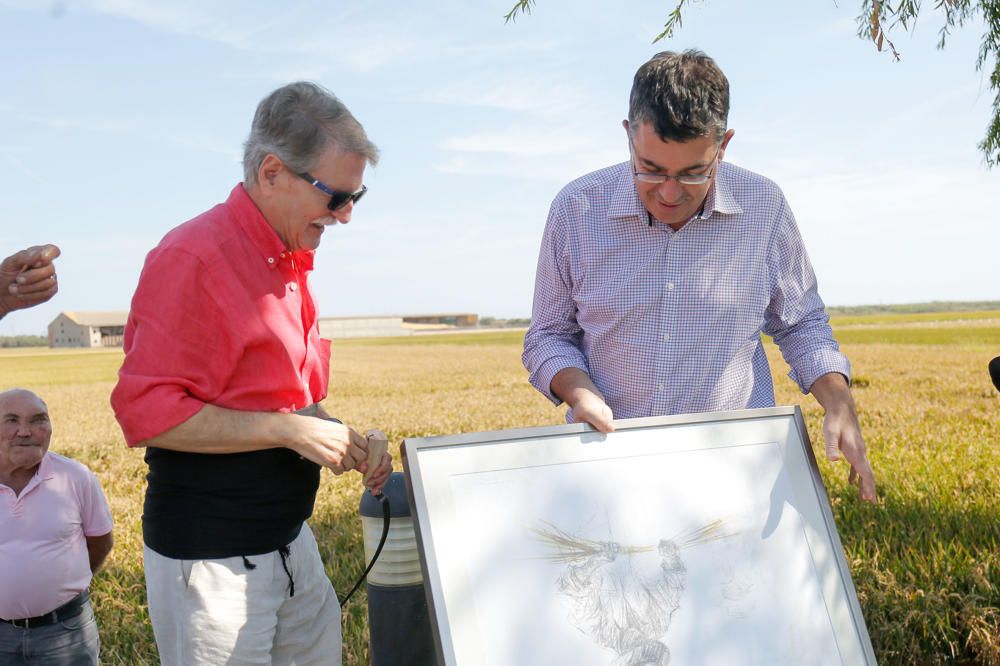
[143,523,342,665]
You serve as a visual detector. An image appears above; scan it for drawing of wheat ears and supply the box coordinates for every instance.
[532,519,737,563]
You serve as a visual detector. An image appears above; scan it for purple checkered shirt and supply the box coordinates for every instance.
[522,160,850,421]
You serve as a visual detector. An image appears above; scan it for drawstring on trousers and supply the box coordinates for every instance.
[278,545,295,597]
[240,550,294,598]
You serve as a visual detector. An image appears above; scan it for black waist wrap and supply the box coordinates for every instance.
[142,446,320,559]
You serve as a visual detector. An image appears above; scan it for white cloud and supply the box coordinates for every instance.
[777,163,999,304]
[15,111,139,134]
[422,78,587,115]
[440,38,558,59]
[442,126,590,157]
[432,150,622,183]
[2,153,45,184]
[8,0,415,74]
[89,0,259,45]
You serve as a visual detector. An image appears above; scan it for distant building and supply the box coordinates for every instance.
[319,316,412,339]
[48,311,128,348]
[48,311,480,346]
[318,313,479,338]
[402,313,478,327]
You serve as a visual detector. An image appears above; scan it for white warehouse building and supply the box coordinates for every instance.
[318,316,411,339]
[47,311,476,347]
[48,311,128,348]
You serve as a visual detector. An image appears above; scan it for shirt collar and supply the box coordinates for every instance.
[36,452,55,481]
[710,162,743,217]
[226,184,316,272]
[608,160,744,225]
[10,453,54,497]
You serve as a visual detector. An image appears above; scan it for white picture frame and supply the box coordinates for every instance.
[402,406,877,665]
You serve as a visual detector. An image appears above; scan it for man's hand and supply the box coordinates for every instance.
[571,390,615,433]
[289,416,368,474]
[551,367,615,433]
[810,373,877,503]
[0,244,61,317]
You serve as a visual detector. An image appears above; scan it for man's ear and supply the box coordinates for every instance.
[718,129,736,161]
[257,154,284,193]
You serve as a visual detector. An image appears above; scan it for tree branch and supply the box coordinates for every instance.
[653,0,697,43]
[502,0,998,165]
[505,0,535,23]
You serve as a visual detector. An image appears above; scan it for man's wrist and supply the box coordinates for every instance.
[565,385,600,410]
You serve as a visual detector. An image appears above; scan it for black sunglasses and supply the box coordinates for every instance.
[297,172,368,211]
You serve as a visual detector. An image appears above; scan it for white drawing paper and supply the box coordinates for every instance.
[445,440,843,665]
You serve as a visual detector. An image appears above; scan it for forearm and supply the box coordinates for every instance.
[550,367,603,408]
[809,372,855,414]
[86,533,113,574]
[137,402,370,474]
[137,403,301,453]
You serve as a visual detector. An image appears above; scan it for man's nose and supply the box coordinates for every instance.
[656,178,685,201]
[334,201,354,224]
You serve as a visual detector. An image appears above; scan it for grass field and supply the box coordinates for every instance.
[1,312,998,665]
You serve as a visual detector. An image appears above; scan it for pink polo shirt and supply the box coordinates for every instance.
[0,452,113,619]
[111,183,330,446]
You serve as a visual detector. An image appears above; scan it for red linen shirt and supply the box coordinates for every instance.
[111,184,331,446]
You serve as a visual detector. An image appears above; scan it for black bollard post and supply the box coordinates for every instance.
[359,472,437,666]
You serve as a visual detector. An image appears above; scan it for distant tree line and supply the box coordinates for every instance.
[0,335,47,348]
[826,300,1000,316]
[479,316,533,327]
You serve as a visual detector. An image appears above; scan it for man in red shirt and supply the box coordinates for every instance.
[111,82,392,665]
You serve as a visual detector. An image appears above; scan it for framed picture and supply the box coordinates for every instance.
[402,406,877,666]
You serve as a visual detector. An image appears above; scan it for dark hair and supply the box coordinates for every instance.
[243,81,379,185]
[628,49,729,143]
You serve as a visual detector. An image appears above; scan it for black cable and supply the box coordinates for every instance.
[339,493,391,607]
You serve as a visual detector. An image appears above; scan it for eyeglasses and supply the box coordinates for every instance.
[628,138,722,186]
[296,172,368,211]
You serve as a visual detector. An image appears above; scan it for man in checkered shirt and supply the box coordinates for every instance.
[522,49,876,503]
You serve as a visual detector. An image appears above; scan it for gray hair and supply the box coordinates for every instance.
[243,81,379,185]
[628,49,729,143]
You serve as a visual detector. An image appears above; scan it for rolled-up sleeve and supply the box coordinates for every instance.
[111,247,239,446]
[522,198,590,404]
[763,198,851,394]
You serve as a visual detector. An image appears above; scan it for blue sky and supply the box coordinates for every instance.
[2,0,997,335]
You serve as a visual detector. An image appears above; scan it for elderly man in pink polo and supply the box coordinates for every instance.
[0,389,114,665]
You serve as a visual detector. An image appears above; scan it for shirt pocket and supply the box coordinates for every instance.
[576,268,660,325]
[689,270,768,344]
[318,337,332,371]
[310,337,333,399]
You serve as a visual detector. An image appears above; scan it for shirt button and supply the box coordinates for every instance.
[658,383,665,392]
[666,282,675,290]
[663,333,670,342]
[289,283,298,292]
[267,257,275,264]
[280,252,287,258]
